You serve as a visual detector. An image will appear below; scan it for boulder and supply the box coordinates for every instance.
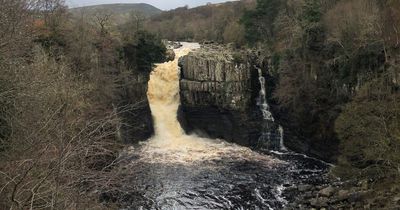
[393,195,400,203]
[337,190,351,201]
[165,49,175,61]
[319,186,335,197]
[298,184,313,192]
[310,197,329,207]
[348,191,369,203]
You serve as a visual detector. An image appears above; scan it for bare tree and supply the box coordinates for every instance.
[130,11,145,33]
[0,0,34,57]
[93,9,113,35]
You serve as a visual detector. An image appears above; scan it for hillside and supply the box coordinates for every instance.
[145,0,256,44]
[70,3,162,24]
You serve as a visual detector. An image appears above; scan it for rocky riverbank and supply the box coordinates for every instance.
[285,177,400,209]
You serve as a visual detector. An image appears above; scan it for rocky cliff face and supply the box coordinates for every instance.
[117,70,154,143]
[178,46,279,148]
[178,46,338,161]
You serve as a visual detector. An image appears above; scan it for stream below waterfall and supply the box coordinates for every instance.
[103,43,330,210]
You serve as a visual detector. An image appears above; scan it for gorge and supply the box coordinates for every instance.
[100,43,331,209]
[1,0,399,209]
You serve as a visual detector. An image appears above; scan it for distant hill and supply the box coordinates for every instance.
[145,0,256,44]
[70,3,162,24]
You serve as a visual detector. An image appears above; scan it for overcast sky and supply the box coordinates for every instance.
[66,0,235,10]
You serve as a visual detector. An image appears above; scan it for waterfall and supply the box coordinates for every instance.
[142,43,273,164]
[255,66,287,151]
[147,44,195,140]
[278,125,288,151]
[256,67,275,122]
[146,42,208,154]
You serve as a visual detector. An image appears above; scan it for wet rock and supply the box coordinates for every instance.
[393,195,400,203]
[298,184,313,192]
[165,49,175,61]
[390,185,400,193]
[319,186,335,197]
[304,191,314,199]
[348,191,368,203]
[167,41,182,49]
[310,197,329,207]
[337,189,350,201]
[117,70,154,143]
[359,180,369,190]
[376,197,388,208]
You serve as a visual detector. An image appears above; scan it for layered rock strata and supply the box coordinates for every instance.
[178,46,277,148]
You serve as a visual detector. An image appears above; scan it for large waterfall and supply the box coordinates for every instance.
[140,43,276,164]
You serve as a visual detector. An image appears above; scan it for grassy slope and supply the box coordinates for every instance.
[69,3,162,24]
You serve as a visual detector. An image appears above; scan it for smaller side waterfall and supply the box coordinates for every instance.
[257,68,275,122]
[256,66,287,151]
[278,125,288,151]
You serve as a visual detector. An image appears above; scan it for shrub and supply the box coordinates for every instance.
[0,78,12,153]
[334,78,400,179]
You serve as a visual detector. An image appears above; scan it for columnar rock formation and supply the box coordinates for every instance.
[178,46,277,148]
[178,46,338,161]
